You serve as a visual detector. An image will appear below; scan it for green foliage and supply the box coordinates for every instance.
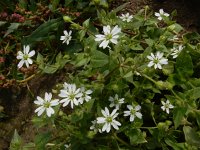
[3,1,200,150]
[23,18,62,44]
[9,130,23,150]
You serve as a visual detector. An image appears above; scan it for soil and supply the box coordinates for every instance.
[1,0,200,149]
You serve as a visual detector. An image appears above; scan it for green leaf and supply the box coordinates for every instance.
[23,18,62,44]
[36,53,44,68]
[90,50,109,68]
[176,50,193,77]
[185,87,200,100]
[43,64,59,74]
[9,129,23,150]
[22,143,35,150]
[55,52,69,69]
[4,23,21,37]
[183,126,200,147]
[35,132,51,150]
[165,138,185,150]
[51,0,60,11]
[173,107,187,129]
[125,129,147,145]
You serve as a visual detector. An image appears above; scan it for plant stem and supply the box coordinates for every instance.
[141,73,157,84]
[113,133,130,147]
[17,74,36,83]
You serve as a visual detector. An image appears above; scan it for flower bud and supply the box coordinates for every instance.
[63,16,72,22]
[156,81,173,90]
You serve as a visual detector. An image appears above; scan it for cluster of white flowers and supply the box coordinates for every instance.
[60,30,72,45]
[147,52,168,69]
[17,45,35,68]
[155,9,169,21]
[17,30,72,69]
[59,83,92,109]
[34,92,59,117]
[124,105,142,122]
[34,82,92,117]
[95,25,121,49]
[171,45,184,59]
[109,94,124,109]
[119,13,133,22]
[161,100,174,114]
[93,104,143,133]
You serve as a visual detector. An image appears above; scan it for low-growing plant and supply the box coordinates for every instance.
[7,1,200,150]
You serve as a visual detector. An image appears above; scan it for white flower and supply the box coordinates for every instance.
[34,92,59,117]
[16,45,35,68]
[171,45,184,59]
[124,105,142,122]
[119,13,133,22]
[64,144,71,150]
[161,100,174,114]
[155,9,169,21]
[90,120,102,133]
[95,25,121,49]
[147,52,168,69]
[60,30,72,45]
[169,35,179,41]
[59,84,82,108]
[109,94,124,109]
[78,87,93,104]
[97,107,121,133]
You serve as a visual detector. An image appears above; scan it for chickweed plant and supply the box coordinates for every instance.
[8,2,200,150]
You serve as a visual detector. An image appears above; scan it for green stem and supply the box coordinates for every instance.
[17,74,36,83]
[171,89,182,101]
[104,65,120,81]
[141,73,157,84]
[113,133,130,147]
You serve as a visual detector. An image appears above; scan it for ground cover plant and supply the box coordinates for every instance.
[1,0,200,149]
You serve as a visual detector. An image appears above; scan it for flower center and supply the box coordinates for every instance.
[165,103,170,109]
[106,34,113,40]
[153,58,159,64]
[44,102,51,108]
[106,116,113,123]
[114,98,119,104]
[131,109,136,115]
[69,93,75,100]
[23,54,29,60]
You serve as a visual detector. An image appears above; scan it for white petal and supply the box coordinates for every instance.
[95,34,105,41]
[127,105,133,110]
[111,108,118,117]
[27,58,33,64]
[37,107,45,116]
[18,60,24,68]
[99,40,109,49]
[25,60,29,68]
[112,120,121,126]
[111,25,121,35]
[124,111,130,116]
[135,112,142,119]
[45,92,52,102]
[50,99,59,106]
[97,117,106,124]
[103,25,111,34]
[106,123,111,133]
[29,50,35,57]
[24,45,30,54]
[135,105,141,111]
[110,38,118,44]
[111,122,119,130]
[46,107,54,117]
[130,115,135,122]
